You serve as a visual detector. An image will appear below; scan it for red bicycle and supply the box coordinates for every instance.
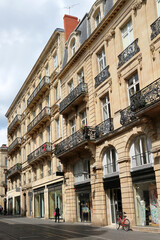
[116,211,130,231]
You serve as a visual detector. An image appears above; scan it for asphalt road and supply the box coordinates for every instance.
[0,217,159,240]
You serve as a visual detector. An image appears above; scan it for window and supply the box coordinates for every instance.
[28,142,31,154]
[95,11,101,27]
[39,103,42,111]
[97,48,106,73]
[56,118,60,139]
[103,148,118,175]
[130,135,153,168]
[46,65,49,77]
[121,20,133,49]
[34,168,37,181]
[23,98,25,111]
[74,160,90,183]
[68,80,74,93]
[24,173,26,185]
[70,119,76,134]
[39,75,42,81]
[101,94,111,121]
[47,126,51,142]
[23,146,26,161]
[55,85,59,101]
[29,170,31,183]
[57,160,62,172]
[34,139,36,150]
[48,160,51,176]
[41,165,43,178]
[78,69,84,83]
[5,157,7,167]
[81,110,87,126]
[157,0,160,17]
[47,95,50,106]
[40,132,43,145]
[72,40,76,56]
[54,54,57,69]
[127,73,139,103]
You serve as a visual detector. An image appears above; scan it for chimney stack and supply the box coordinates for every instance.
[63,15,79,42]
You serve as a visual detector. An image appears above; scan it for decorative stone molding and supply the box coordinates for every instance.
[137,53,142,70]
[117,72,122,85]
[150,44,156,61]
[132,0,146,13]
[108,79,112,92]
[105,28,115,43]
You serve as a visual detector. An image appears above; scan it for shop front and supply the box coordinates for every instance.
[75,182,91,223]
[8,197,13,215]
[132,168,159,227]
[14,196,20,215]
[34,187,45,218]
[48,182,63,219]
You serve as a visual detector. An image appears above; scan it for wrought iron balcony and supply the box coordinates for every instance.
[120,107,137,125]
[8,137,22,154]
[130,77,160,112]
[27,142,52,165]
[60,82,88,114]
[151,17,160,40]
[95,118,114,138]
[131,152,152,169]
[118,38,140,69]
[27,107,51,134]
[95,65,110,88]
[74,172,90,184]
[103,162,118,176]
[54,127,96,157]
[7,163,22,178]
[8,114,21,135]
[27,76,50,108]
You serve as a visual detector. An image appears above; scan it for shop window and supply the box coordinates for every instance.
[127,72,139,103]
[103,147,118,175]
[74,160,90,184]
[97,48,106,73]
[157,0,160,17]
[121,19,133,49]
[48,188,63,219]
[130,135,153,169]
[101,94,111,121]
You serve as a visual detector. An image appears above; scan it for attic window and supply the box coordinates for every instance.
[72,39,76,56]
[95,11,101,27]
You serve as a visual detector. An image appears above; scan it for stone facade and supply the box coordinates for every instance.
[5,0,160,231]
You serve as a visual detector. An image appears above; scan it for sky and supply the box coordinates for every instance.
[0,0,96,146]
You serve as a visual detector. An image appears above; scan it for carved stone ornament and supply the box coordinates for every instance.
[150,44,156,61]
[132,0,146,13]
[138,53,142,70]
[117,72,122,85]
[105,28,115,43]
[108,79,112,92]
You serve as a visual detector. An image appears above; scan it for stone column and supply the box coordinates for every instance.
[12,196,15,216]
[153,153,160,227]
[44,186,49,219]
[118,157,135,227]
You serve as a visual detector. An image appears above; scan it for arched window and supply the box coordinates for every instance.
[130,135,153,168]
[103,147,118,176]
[74,160,90,184]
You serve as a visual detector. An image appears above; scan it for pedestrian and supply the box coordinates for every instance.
[55,205,60,223]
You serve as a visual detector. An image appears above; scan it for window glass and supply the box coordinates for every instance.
[56,118,60,139]
[55,85,59,101]
[78,69,84,83]
[121,20,133,49]
[95,11,101,27]
[68,80,74,93]
[157,0,160,17]
[97,48,106,72]
[102,94,110,120]
[54,54,57,69]
[127,73,139,103]
[70,119,76,134]
[81,111,87,126]
[72,40,76,55]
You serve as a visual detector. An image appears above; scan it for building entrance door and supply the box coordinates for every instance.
[110,188,122,224]
[77,193,91,222]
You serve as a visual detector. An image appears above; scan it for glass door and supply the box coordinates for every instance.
[110,189,122,224]
[77,193,91,222]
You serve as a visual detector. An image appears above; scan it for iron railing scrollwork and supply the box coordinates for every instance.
[27,107,51,133]
[7,163,22,178]
[74,172,90,184]
[8,114,21,134]
[27,76,50,107]
[8,137,22,153]
[27,142,52,164]
[95,118,114,138]
[151,17,160,40]
[120,107,137,125]
[130,77,160,112]
[60,82,88,113]
[103,162,118,176]
[54,127,96,156]
[131,152,152,168]
[95,65,110,88]
[118,38,140,69]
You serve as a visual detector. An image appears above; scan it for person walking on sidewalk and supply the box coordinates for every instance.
[55,205,60,223]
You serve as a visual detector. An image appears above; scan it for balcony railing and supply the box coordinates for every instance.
[131,152,152,169]
[27,76,50,107]
[103,162,118,176]
[27,142,52,165]
[60,82,88,114]
[130,77,160,112]
[27,107,51,134]
[151,17,160,40]
[95,65,110,88]
[95,118,114,138]
[8,137,22,154]
[54,127,96,157]
[118,38,140,69]
[8,114,21,135]
[7,163,22,178]
[120,107,137,125]
[74,172,90,184]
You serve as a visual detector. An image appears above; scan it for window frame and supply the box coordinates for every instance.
[127,72,139,104]
[121,19,133,49]
[97,48,106,73]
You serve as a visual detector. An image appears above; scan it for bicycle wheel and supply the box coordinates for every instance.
[116,220,121,230]
[123,219,130,231]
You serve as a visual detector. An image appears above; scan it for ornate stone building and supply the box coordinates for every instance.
[6,0,160,232]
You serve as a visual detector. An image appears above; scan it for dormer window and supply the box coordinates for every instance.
[72,40,76,56]
[95,11,101,27]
